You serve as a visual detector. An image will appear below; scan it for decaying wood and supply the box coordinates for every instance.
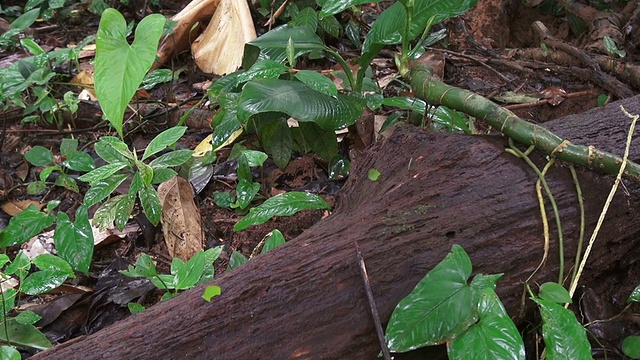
[33,95,640,359]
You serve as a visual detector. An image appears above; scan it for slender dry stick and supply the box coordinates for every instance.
[354,241,391,360]
[569,106,639,298]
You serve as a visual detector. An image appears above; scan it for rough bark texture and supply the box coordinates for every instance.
[33,95,640,359]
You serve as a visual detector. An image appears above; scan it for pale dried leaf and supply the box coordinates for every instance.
[157,177,204,261]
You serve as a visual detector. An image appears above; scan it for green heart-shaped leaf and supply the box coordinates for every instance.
[95,9,165,137]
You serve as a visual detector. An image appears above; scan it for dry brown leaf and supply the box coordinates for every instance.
[191,0,256,74]
[155,0,220,70]
[157,176,204,261]
[1,200,43,216]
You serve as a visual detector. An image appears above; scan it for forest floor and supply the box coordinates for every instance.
[1,0,640,357]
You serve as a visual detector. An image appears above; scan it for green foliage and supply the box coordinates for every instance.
[121,248,223,301]
[79,127,193,228]
[202,285,222,302]
[94,9,165,137]
[603,36,626,58]
[386,245,595,358]
[234,192,330,231]
[24,139,95,194]
[0,246,91,352]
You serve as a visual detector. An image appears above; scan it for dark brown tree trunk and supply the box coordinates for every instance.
[32,95,640,359]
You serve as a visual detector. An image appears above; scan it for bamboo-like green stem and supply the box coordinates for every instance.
[409,64,640,183]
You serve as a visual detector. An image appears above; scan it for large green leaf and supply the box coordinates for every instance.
[238,78,365,131]
[21,269,69,295]
[149,150,194,168]
[298,122,338,160]
[83,173,129,206]
[141,126,187,161]
[0,319,51,351]
[242,25,325,69]
[138,185,162,226]
[94,136,134,163]
[235,59,288,85]
[78,162,128,183]
[175,250,205,290]
[94,9,165,137]
[54,206,94,273]
[0,205,55,247]
[386,244,478,352]
[448,274,525,360]
[319,0,384,19]
[363,0,477,53]
[24,146,53,166]
[532,298,591,359]
[258,118,292,169]
[234,192,330,231]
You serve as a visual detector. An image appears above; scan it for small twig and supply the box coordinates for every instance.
[354,241,390,360]
[568,105,638,298]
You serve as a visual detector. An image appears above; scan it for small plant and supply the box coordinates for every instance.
[120,247,223,303]
[385,245,592,359]
[24,138,96,194]
[78,126,194,230]
[0,200,96,355]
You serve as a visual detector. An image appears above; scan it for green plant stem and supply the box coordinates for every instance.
[568,106,638,298]
[400,1,414,72]
[569,165,585,285]
[506,141,565,283]
[325,47,356,91]
[409,64,640,184]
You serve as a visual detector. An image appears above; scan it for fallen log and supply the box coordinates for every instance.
[33,95,640,359]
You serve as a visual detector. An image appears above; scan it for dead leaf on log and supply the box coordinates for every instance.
[155,0,256,75]
[157,176,204,261]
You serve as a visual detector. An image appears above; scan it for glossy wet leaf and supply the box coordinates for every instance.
[55,173,79,193]
[243,25,324,68]
[175,250,206,290]
[120,253,158,278]
[319,0,382,19]
[139,185,162,226]
[628,283,640,303]
[363,0,477,52]
[63,151,96,172]
[151,168,177,184]
[448,274,524,360]
[262,230,286,253]
[24,146,53,166]
[0,345,20,360]
[94,137,133,163]
[142,126,188,161]
[532,298,591,359]
[14,310,42,326]
[0,205,54,247]
[0,319,51,351]
[95,9,165,137]
[538,282,572,304]
[234,192,330,231]
[211,108,242,149]
[214,192,236,208]
[32,253,74,277]
[92,195,125,231]
[79,162,128,183]
[386,244,478,352]
[149,149,194,169]
[238,78,365,131]
[21,270,69,295]
[233,179,261,210]
[83,173,129,207]
[294,70,337,96]
[236,59,288,84]
[53,206,93,274]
